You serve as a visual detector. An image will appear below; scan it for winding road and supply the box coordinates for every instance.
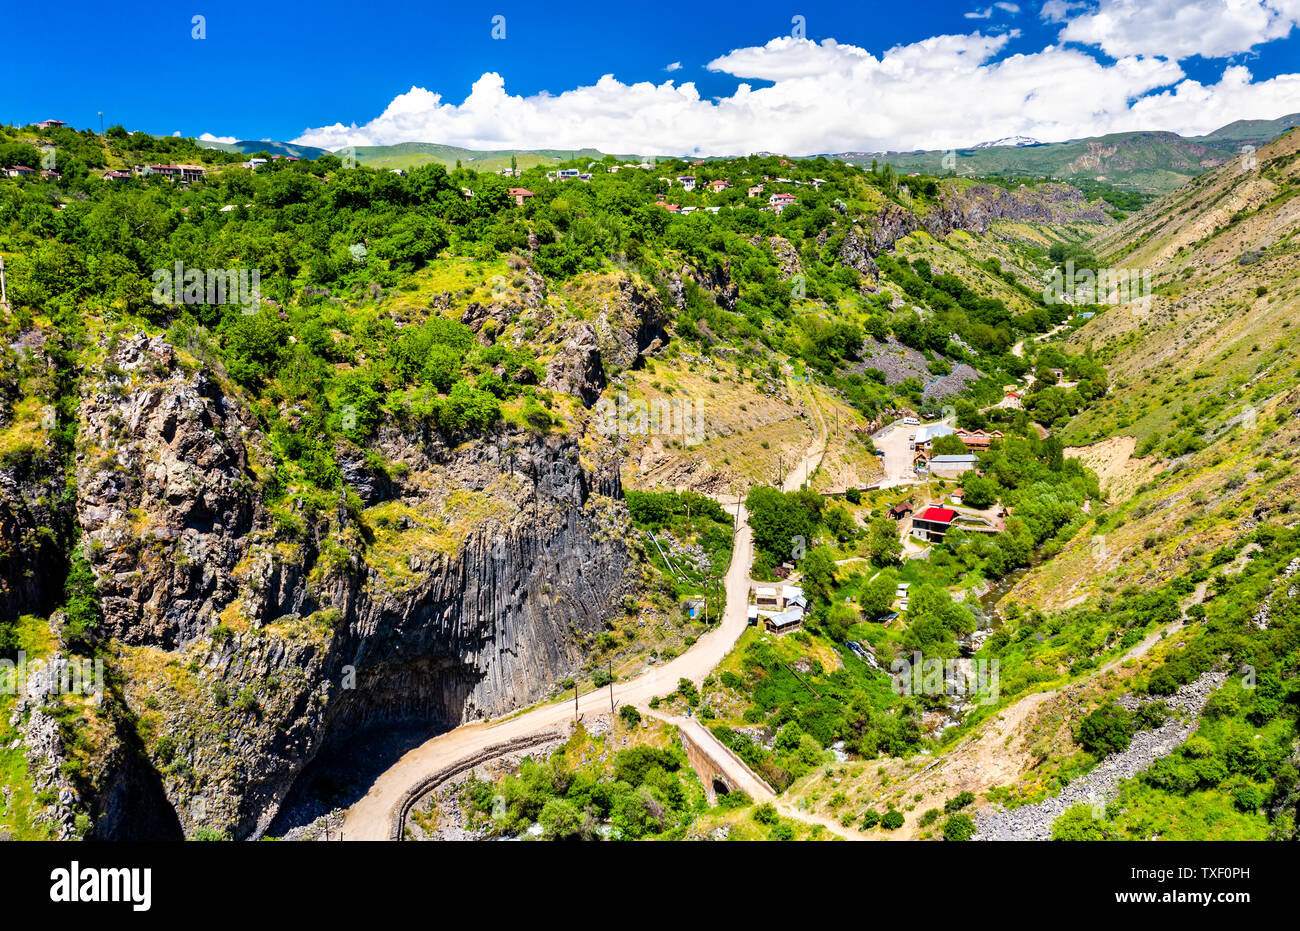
[340,417,829,840]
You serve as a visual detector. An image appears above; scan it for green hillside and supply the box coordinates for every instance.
[836,113,1300,194]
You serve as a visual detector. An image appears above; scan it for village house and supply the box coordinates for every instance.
[708,179,730,192]
[147,164,206,182]
[754,586,781,610]
[911,506,957,543]
[748,184,764,197]
[35,119,66,129]
[102,169,132,182]
[781,585,807,613]
[763,609,804,635]
[927,454,979,478]
[509,187,534,206]
[954,428,1003,450]
[911,423,955,451]
[887,501,913,520]
[4,165,36,178]
[769,192,796,214]
[677,175,696,191]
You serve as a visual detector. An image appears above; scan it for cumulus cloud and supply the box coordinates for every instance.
[1041,0,1088,23]
[199,132,238,144]
[665,61,682,71]
[1059,0,1300,59]
[290,31,1300,155]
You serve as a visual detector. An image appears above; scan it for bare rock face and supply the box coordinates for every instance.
[545,322,606,407]
[593,276,669,370]
[64,331,636,839]
[76,334,262,648]
[837,227,880,285]
[545,274,670,406]
[767,236,803,279]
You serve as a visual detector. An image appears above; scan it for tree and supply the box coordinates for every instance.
[800,547,837,602]
[860,572,897,619]
[745,487,815,563]
[864,516,903,566]
[961,474,998,510]
[931,433,969,456]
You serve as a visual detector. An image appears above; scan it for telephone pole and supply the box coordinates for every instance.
[608,660,615,714]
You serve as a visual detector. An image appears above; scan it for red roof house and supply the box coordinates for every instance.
[911,506,957,543]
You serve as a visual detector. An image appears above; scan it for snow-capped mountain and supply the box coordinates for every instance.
[971,136,1041,149]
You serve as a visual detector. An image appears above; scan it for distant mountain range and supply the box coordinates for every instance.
[200,139,644,173]
[972,136,1040,149]
[198,112,1300,194]
[830,113,1300,193]
[199,139,333,160]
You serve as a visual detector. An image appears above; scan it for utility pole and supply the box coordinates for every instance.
[0,256,7,311]
[98,111,103,134]
[608,660,615,714]
[574,679,579,723]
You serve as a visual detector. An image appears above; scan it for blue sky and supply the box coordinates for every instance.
[4,1,1300,153]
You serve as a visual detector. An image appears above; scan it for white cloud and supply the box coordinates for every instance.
[966,2,1018,18]
[1041,0,1087,23]
[1059,0,1300,59]
[199,132,238,144]
[665,61,682,71]
[290,32,1300,155]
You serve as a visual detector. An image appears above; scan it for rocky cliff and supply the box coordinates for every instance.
[15,330,637,840]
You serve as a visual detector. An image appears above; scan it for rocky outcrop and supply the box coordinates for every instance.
[837,227,880,285]
[64,332,636,839]
[75,335,262,648]
[545,322,606,406]
[546,273,669,405]
[0,328,72,621]
[856,182,1113,263]
[592,275,669,370]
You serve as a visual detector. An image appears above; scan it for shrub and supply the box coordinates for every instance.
[881,809,904,830]
[943,813,976,841]
[1075,703,1134,756]
[945,791,975,812]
